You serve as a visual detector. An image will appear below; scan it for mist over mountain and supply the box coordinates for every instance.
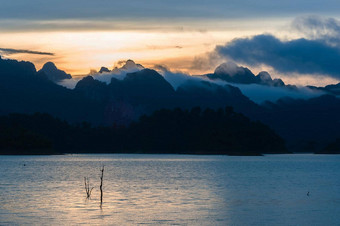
[308,82,340,96]
[160,61,324,103]
[194,61,326,103]
[1,56,340,153]
[74,66,260,125]
[205,61,295,88]
[93,59,145,84]
[207,62,258,84]
[57,59,325,103]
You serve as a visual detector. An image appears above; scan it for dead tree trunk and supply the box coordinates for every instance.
[84,177,94,199]
[100,166,104,206]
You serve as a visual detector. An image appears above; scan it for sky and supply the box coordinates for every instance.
[1,0,340,86]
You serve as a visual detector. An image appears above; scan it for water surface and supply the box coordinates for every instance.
[0,154,340,225]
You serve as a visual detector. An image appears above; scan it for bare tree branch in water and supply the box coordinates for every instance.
[84,177,94,199]
[100,166,104,207]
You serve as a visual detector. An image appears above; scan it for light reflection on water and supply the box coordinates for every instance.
[0,154,340,225]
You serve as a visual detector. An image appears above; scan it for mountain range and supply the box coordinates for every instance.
[0,55,340,153]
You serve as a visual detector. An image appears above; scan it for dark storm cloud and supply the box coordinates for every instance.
[0,48,54,56]
[215,34,340,78]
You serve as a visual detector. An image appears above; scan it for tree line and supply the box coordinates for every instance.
[0,106,287,155]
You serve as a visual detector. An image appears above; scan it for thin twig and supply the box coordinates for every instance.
[100,166,104,207]
[84,177,93,198]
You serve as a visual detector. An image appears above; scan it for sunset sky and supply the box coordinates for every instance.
[1,0,340,85]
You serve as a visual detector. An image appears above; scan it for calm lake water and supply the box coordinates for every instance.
[0,154,340,225]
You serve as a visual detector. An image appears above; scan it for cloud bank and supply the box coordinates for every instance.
[215,16,340,80]
[154,64,324,103]
[216,34,340,78]
[234,83,323,103]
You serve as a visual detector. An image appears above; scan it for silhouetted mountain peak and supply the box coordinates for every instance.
[122,69,175,96]
[324,83,340,95]
[121,59,144,71]
[39,62,72,82]
[99,67,110,73]
[325,82,340,89]
[74,76,108,100]
[42,62,57,70]
[99,60,145,75]
[206,62,290,88]
[256,71,286,87]
[126,68,159,79]
[0,57,37,78]
[307,82,340,95]
[125,69,164,82]
[78,75,94,82]
[209,62,257,84]
[75,76,106,88]
[272,78,285,87]
[257,71,272,83]
[214,62,241,76]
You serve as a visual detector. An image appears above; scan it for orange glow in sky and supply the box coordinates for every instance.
[0,18,339,86]
[0,18,287,75]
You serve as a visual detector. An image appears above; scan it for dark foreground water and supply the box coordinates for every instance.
[0,154,340,225]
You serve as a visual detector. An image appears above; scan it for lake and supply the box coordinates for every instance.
[0,154,340,225]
